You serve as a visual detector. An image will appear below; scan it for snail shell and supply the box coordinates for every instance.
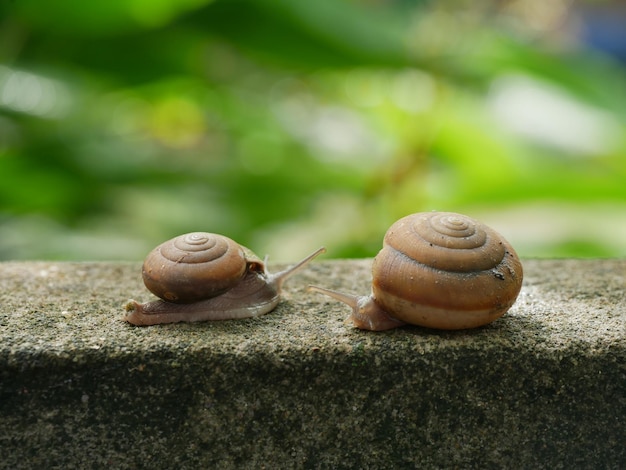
[309,212,523,331]
[141,232,255,303]
[125,232,325,326]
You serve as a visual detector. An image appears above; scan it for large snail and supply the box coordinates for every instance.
[309,212,523,331]
[124,232,325,326]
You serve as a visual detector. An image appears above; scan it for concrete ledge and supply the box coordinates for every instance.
[0,259,624,469]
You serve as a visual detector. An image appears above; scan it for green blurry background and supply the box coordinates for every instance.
[1,0,625,262]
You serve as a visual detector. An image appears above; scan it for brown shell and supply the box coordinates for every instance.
[371,212,523,329]
[142,232,252,303]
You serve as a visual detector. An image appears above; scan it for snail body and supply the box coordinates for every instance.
[309,212,523,331]
[125,232,325,326]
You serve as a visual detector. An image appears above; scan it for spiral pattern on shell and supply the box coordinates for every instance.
[371,212,523,329]
[142,232,248,303]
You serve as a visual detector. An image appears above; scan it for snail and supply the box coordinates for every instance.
[124,232,325,326]
[309,211,523,331]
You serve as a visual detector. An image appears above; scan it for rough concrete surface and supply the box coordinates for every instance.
[0,259,624,469]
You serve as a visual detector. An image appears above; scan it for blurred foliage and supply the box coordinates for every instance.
[1,0,625,261]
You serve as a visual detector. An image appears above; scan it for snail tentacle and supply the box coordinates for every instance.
[270,247,326,292]
[308,285,406,331]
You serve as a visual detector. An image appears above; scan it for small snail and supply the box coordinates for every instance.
[309,211,523,331]
[124,232,325,326]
